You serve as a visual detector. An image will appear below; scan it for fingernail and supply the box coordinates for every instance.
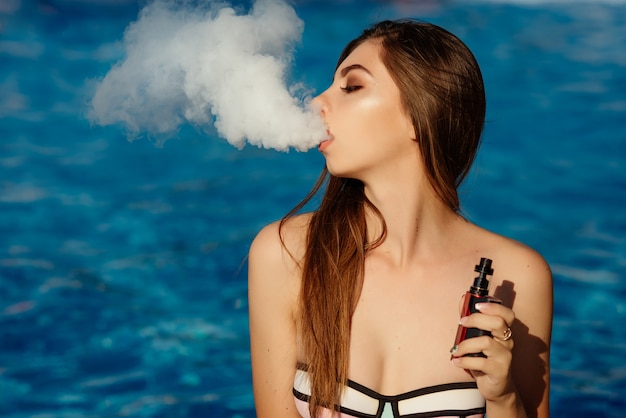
[475,303,485,311]
[449,345,458,354]
[459,316,469,325]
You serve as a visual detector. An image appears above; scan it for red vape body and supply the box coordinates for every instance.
[453,258,501,357]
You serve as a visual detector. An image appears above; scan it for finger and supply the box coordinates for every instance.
[457,317,514,352]
[451,353,487,372]
[451,337,512,372]
[459,313,511,341]
[480,337,513,362]
[492,326,514,343]
[451,332,514,358]
[473,303,516,346]
[475,302,515,328]
[451,335,493,358]
[451,352,512,386]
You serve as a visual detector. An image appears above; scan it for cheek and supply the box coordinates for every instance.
[342,97,387,131]
[352,98,410,141]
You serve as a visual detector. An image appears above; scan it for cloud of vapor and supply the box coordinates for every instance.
[88,0,326,151]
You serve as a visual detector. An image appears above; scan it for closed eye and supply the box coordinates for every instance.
[340,85,362,93]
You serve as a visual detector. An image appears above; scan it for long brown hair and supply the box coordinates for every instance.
[280,19,486,416]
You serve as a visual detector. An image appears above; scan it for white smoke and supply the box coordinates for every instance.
[88,0,327,151]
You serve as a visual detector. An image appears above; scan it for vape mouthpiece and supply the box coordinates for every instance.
[470,257,494,296]
[475,258,493,276]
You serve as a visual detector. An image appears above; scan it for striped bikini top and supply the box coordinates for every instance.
[293,369,486,418]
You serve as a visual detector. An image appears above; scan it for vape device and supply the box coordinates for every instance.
[452,257,501,357]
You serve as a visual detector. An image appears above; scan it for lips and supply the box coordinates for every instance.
[318,129,333,152]
[318,139,332,152]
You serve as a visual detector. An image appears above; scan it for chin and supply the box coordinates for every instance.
[325,163,360,181]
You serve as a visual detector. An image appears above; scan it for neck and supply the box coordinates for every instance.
[363,176,462,269]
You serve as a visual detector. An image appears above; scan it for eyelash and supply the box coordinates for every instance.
[340,85,362,93]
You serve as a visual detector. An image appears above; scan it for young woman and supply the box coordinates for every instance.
[248,20,552,418]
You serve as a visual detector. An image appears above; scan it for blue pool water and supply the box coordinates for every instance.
[1,0,625,417]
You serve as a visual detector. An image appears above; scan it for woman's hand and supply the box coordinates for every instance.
[450,301,518,404]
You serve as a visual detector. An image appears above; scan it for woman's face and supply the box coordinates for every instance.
[313,40,417,182]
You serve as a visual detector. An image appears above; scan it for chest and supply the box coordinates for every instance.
[351,272,461,349]
[347,265,471,393]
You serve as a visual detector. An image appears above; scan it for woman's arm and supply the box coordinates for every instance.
[248,221,303,418]
[505,247,553,418]
[452,244,553,418]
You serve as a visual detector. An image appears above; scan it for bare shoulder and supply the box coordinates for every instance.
[471,226,552,294]
[470,225,553,343]
[249,213,312,271]
[248,213,313,301]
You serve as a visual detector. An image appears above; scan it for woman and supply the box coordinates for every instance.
[248,20,552,418]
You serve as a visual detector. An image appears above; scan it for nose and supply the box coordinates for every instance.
[311,89,329,117]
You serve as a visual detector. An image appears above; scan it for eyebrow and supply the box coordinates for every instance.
[339,64,372,78]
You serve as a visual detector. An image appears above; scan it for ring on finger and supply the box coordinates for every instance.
[494,327,512,342]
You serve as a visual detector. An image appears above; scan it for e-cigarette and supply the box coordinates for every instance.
[452,257,501,357]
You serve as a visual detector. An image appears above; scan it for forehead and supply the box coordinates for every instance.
[334,40,384,78]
